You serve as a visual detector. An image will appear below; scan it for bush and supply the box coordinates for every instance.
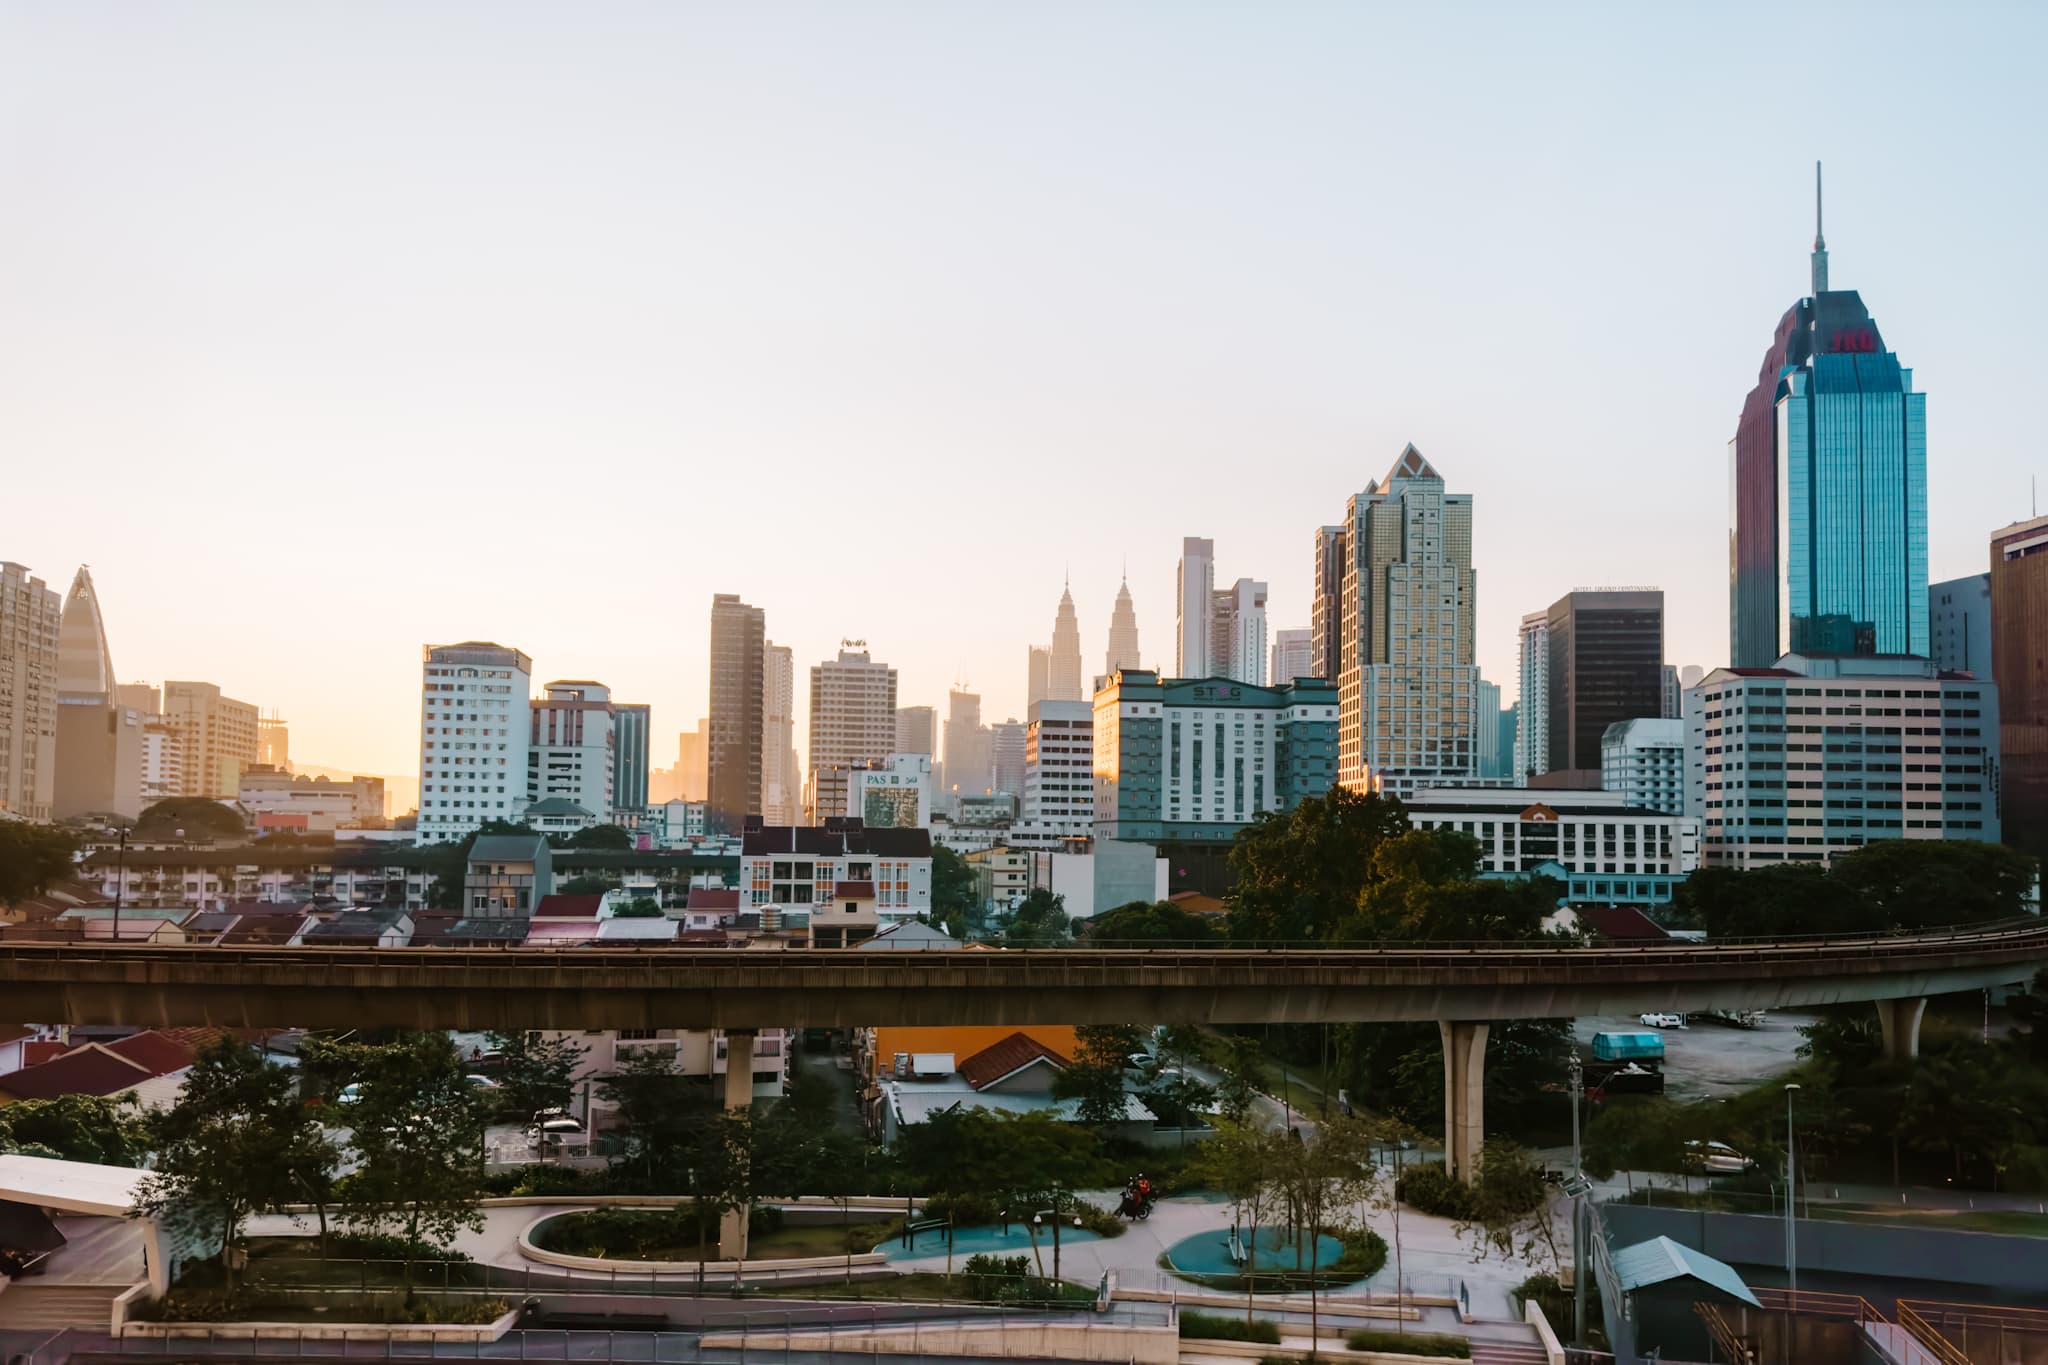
[1345,1328,1469,1357]
[1330,1227,1388,1280]
[481,1165,605,1197]
[1397,1162,1480,1220]
[324,1233,473,1264]
[137,1292,507,1325]
[1069,1200,1129,1239]
[919,1192,1004,1228]
[957,1253,1063,1303]
[1180,1311,1280,1344]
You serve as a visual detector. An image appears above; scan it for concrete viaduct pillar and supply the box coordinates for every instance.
[1874,997,1927,1060]
[1439,1020,1488,1183]
[717,1028,758,1260]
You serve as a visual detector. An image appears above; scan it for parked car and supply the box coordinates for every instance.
[1686,1140,1754,1175]
[463,1074,501,1090]
[334,1083,364,1105]
[1639,1012,1685,1029]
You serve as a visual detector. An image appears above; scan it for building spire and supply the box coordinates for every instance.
[1811,160,1829,296]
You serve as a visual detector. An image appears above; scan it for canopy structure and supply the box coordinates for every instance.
[0,1152,149,1217]
[1611,1235,1762,1308]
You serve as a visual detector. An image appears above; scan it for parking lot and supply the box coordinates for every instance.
[1573,1009,1818,1101]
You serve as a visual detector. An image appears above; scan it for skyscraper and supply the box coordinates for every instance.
[528,680,616,818]
[54,565,143,820]
[808,643,898,773]
[0,562,61,821]
[1929,573,1993,679]
[613,703,652,814]
[942,688,991,804]
[1049,582,1082,701]
[57,566,115,697]
[1515,612,1550,782]
[1209,578,1268,685]
[417,641,531,844]
[1312,526,1348,685]
[895,705,936,758]
[1270,628,1313,685]
[1175,537,1215,678]
[1730,165,1928,667]
[762,643,798,826]
[991,719,1027,800]
[676,720,710,803]
[1991,515,2048,856]
[707,594,765,833]
[1026,647,1050,709]
[164,680,260,799]
[1542,590,1665,780]
[1475,677,1502,779]
[1105,573,1141,680]
[1311,446,1479,795]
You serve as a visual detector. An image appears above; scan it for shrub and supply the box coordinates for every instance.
[1396,1162,1480,1220]
[919,1192,1004,1228]
[482,1164,606,1197]
[1329,1227,1389,1280]
[1345,1328,1470,1357]
[324,1233,473,1264]
[137,1292,507,1325]
[1069,1200,1128,1239]
[1180,1311,1280,1344]
[957,1252,1059,1303]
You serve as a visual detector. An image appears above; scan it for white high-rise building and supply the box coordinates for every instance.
[1270,629,1313,686]
[1023,699,1093,841]
[1600,717,1685,816]
[528,680,616,820]
[1211,578,1269,685]
[418,641,533,844]
[1515,611,1550,782]
[807,643,898,821]
[1049,583,1083,701]
[763,642,798,826]
[1105,573,1141,679]
[0,562,61,821]
[1175,537,1215,678]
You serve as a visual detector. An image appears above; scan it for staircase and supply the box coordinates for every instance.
[0,1283,125,1332]
[1470,1343,1553,1365]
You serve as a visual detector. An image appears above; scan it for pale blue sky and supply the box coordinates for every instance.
[4,3,2043,782]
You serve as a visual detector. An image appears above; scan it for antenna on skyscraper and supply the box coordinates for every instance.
[1811,160,1829,296]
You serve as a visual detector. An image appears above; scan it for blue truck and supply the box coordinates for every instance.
[1588,1030,1666,1097]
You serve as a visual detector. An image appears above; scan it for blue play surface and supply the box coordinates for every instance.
[1165,1225,1346,1276]
[879,1221,1105,1261]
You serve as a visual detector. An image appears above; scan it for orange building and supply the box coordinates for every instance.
[862,1024,1079,1088]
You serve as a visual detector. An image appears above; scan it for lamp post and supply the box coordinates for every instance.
[113,827,128,940]
[1032,1207,1082,1284]
[1569,1053,1587,1344]
[1784,1083,1801,1298]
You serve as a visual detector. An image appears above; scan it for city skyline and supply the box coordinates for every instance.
[5,6,2042,783]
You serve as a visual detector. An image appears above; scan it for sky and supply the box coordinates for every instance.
[4,3,2045,791]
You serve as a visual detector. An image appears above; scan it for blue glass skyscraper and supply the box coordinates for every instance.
[1729,166,1928,666]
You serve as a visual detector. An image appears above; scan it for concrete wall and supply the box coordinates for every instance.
[701,1319,1180,1364]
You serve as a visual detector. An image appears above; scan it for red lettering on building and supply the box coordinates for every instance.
[1830,328,1877,353]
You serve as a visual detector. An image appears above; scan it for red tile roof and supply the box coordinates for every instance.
[686,889,741,910]
[534,894,605,919]
[833,881,876,898]
[103,1031,198,1076]
[958,1032,1069,1091]
[0,1025,35,1047]
[1576,904,1672,942]
[0,1046,155,1101]
[22,1040,68,1068]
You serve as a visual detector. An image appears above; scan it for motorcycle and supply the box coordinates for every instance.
[1117,1187,1156,1220]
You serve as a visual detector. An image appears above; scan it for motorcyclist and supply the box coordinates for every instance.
[1135,1173,1154,1205]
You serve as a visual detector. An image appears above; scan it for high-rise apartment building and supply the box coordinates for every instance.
[1475,678,1503,779]
[676,720,710,803]
[1498,704,1519,784]
[942,688,991,804]
[54,566,142,820]
[895,706,936,758]
[1515,612,1550,782]
[528,680,615,819]
[1026,647,1050,709]
[1049,584,1083,701]
[707,594,765,833]
[613,703,652,814]
[807,643,898,820]
[0,562,61,821]
[1311,446,1479,796]
[1693,653,1998,865]
[163,680,259,800]
[1312,527,1347,685]
[991,719,1027,800]
[1991,515,2048,856]
[139,718,183,804]
[1270,629,1313,687]
[1929,573,1993,680]
[1092,670,1339,841]
[1541,589,1665,781]
[1600,717,1685,817]
[1175,537,1215,678]
[1105,575,1141,679]
[1023,699,1093,840]
[417,641,532,844]
[1730,167,1928,667]
[1210,579,1269,686]
[762,643,798,826]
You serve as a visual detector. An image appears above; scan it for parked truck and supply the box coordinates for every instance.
[1587,1030,1666,1098]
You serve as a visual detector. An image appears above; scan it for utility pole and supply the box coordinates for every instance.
[1570,1053,1587,1343]
[113,827,128,940]
[1784,1083,1801,1299]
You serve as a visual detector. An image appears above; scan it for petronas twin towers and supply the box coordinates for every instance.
[1030,574,1142,709]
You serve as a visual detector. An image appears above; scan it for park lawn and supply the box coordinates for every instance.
[212,1240,491,1292]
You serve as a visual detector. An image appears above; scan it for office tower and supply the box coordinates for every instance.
[256,713,290,772]
[54,566,142,820]
[613,702,652,814]
[0,563,60,821]
[1930,573,1993,679]
[676,720,710,803]
[942,688,992,803]
[762,643,798,826]
[1515,612,1550,781]
[1312,526,1348,685]
[1175,537,1215,677]
[1311,446,1478,796]
[1210,578,1269,685]
[1026,647,1051,709]
[528,680,616,818]
[807,643,898,820]
[163,680,260,799]
[116,682,160,716]
[1991,515,2048,855]
[707,594,765,833]
[895,705,936,757]
[1659,666,1680,721]
[1540,589,1664,781]
[991,719,1027,799]
[1475,678,1502,779]
[1050,583,1083,701]
[1023,699,1093,839]
[1730,165,1928,667]
[1093,671,1339,839]
[1105,573,1141,678]
[417,641,532,844]
[1498,704,1519,785]
[1600,717,1686,816]
[1697,654,1997,866]
[1270,629,1313,687]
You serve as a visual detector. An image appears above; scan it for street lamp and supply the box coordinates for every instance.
[1569,1053,1587,1344]
[1783,1083,1801,1298]
[113,827,128,940]
[1031,1208,1083,1284]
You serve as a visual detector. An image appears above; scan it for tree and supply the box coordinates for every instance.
[1215,1033,1263,1125]
[1227,787,1413,943]
[1084,900,1220,945]
[0,1093,144,1165]
[930,846,978,938]
[332,1032,489,1293]
[1831,840,2040,929]
[1003,888,1071,947]
[134,1040,334,1293]
[564,824,634,851]
[486,1030,588,1120]
[1582,1098,1699,1193]
[1194,1121,1291,1323]
[1456,1139,1563,1277]
[1051,1025,1143,1129]
[1273,1118,1378,1346]
[614,897,664,918]
[0,823,80,905]
[893,1109,1111,1206]
[558,874,612,897]
[597,1045,719,1191]
[133,797,245,842]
